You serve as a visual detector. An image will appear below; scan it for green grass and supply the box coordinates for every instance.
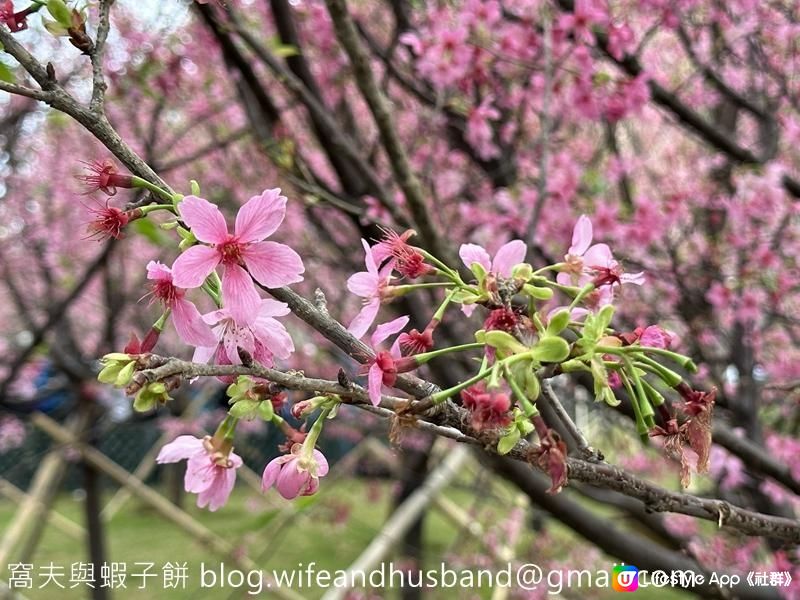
[0,474,690,599]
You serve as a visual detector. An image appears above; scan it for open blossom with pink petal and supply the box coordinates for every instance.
[361,315,418,406]
[146,261,216,347]
[192,299,294,370]
[558,215,644,289]
[459,239,527,278]
[156,434,242,511]
[262,443,329,499]
[171,189,304,326]
[458,239,527,316]
[347,239,394,339]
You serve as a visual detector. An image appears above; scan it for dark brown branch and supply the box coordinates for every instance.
[136,355,800,543]
[552,0,800,198]
[324,0,450,262]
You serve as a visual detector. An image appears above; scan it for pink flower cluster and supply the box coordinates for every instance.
[144,189,303,370]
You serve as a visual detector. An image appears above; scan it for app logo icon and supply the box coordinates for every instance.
[612,565,639,592]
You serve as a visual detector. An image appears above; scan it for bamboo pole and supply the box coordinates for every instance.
[321,444,470,600]
[0,411,91,571]
[0,478,84,540]
[31,412,303,600]
[101,387,214,520]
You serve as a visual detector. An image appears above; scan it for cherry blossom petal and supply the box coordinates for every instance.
[197,467,236,512]
[461,304,477,317]
[156,435,204,463]
[582,243,614,269]
[177,195,229,244]
[222,263,261,326]
[171,245,221,289]
[621,271,646,285]
[222,321,255,365]
[261,457,283,491]
[312,449,329,477]
[201,309,228,326]
[241,241,305,289]
[184,455,216,493]
[459,243,491,272]
[251,317,294,360]
[348,298,380,340]
[172,297,217,347]
[234,188,287,243]
[347,271,380,298]
[361,238,379,275]
[146,260,172,281]
[192,344,217,364]
[556,272,574,287]
[368,363,383,406]
[569,215,593,256]
[371,315,410,347]
[491,240,527,277]
[257,299,291,319]
[275,459,308,499]
[302,477,319,496]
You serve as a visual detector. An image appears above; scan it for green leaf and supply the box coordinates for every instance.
[600,387,620,407]
[258,401,274,421]
[132,218,167,246]
[43,18,68,37]
[229,399,259,419]
[511,263,533,279]
[524,369,541,400]
[497,428,521,455]
[452,289,481,305]
[469,261,487,282]
[133,390,156,413]
[484,330,528,355]
[47,0,73,28]
[114,360,136,387]
[0,63,14,84]
[546,309,570,335]
[522,283,553,300]
[597,304,615,331]
[530,336,570,363]
[97,363,123,384]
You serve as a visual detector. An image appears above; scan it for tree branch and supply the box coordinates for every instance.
[134,355,800,543]
[324,0,450,262]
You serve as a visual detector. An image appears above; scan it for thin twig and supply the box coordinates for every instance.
[539,380,598,461]
[90,0,115,112]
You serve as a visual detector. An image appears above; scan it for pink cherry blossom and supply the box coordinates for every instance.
[558,0,607,43]
[262,443,329,499]
[347,239,393,339]
[363,315,416,406]
[156,434,242,511]
[638,325,673,349]
[146,261,216,347]
[192,299,294,368]
[459,239,527,278]
[466,96,501,160]
[171,189,304,325]
[557,215,644,289]
[459,239,527,316]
